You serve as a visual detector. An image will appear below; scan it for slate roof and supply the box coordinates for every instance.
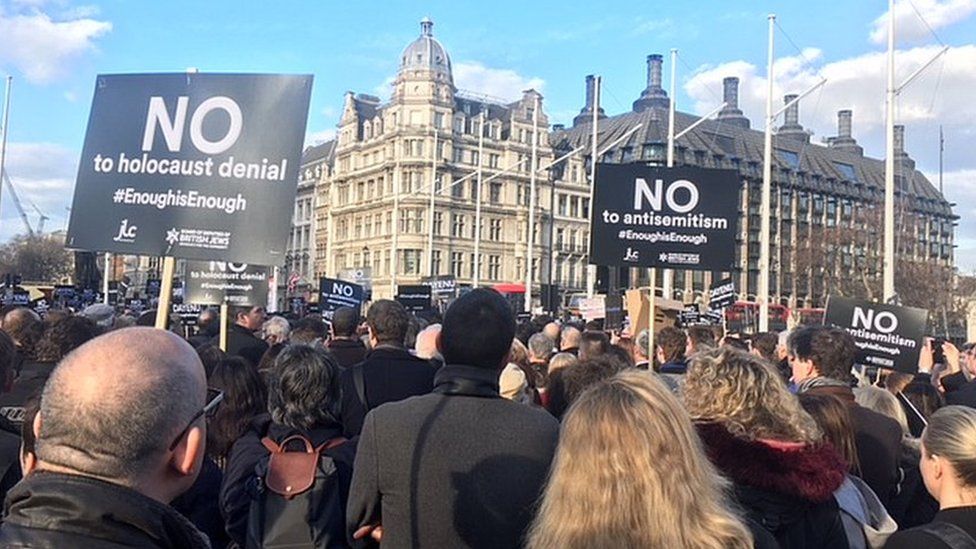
[552,105,955,219]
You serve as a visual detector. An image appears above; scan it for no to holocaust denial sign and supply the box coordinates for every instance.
[319,277,365,320]
[825,296,928,373]
[66,73,313,265]
[184,261,270,307]
[396,285,432,313]
[589,164,739,271]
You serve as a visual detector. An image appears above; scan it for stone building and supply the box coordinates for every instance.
[300,19,955,311]
[552,55,955,309]
[311,18,568,300]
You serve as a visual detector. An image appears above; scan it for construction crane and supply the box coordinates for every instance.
[30,202,48,233]
[1,168,34,236]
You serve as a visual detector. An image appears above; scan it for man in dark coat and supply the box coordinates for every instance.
[339,300,434,437]
[217,305,268,366]
[656,326,688,374]
[187,308,219,348]
[347,289,560,548]
[790,326,903,507]
[0,328,211,548]
[327,306,367,368]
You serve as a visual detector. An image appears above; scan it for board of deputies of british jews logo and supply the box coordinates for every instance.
[588,164,740,272]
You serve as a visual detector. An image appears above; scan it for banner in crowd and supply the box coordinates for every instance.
[65,73,313,265]
[421,275,458,299]
[396,285,431,313]
[318,277,365,320]
[184,261,270,307]
[709,277,736,311]
[171,302,203,325]
[579,296,605,321]
[337,268,372,301]
[824,296,928,373]
[589,164,739,271]
[604,293,624,331]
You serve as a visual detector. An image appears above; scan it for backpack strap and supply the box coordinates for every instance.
[316,437,348,453]
[263,435,320,499]
[918,522,976,549]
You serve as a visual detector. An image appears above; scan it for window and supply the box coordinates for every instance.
[432,250,442,275]
[834,162,857,182]
[401,249,421,275]
[775,149,800,169]
[470,180,478,201]
[581,198,590,219]
[469,253,478,279]
[558,195,568,216]
[451,252,463,277]
[433,211,444,235]
[490,182,502,204]
[451,178,464,198]
[488,255,501,280]
[453,147,463,163]
[489,219,502,241]
[452,213,466,238]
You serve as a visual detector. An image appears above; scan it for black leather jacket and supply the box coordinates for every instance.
[0,471,211,548]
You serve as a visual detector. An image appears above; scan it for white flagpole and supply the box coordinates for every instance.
[474,110,485,287]
[586,76,600,298]
[883,0,896,302]
[759,14,775,332]
[525,94,540,311]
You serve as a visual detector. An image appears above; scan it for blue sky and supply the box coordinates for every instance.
[2,0,976,268]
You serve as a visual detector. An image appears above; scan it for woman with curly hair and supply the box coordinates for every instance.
[527,370,764,549]
[684,346,848,549]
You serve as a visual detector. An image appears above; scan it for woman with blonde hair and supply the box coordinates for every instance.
[684,346,848,549]
[527,370,765,549]
[885,406,976,548]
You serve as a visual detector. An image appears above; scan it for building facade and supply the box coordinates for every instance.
[300,20,955,311]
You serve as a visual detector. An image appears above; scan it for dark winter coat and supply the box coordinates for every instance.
[219,413,356,547]
[941,371,976,408]
[327,338,367,369]
[172,457,228,549]
[0,361,53,428]
[347,364,560,549]
[696,422,849,549]
[885,506,976,548]
[217,323,268,367]
[0,471,210,548]
[804,383,903,506]
[338,345,435,437]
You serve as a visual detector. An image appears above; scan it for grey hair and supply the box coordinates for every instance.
[37,343,201,482]
[263,316,291,340]
[635,330,651,359]
[528,333,555,360]
[268,344,341,430]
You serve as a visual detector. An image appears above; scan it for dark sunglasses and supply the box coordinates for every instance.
[168,388,224,451]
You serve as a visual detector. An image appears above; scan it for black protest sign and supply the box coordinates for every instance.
[604,293,624,331]
[709,277,736,310]
[145,279,161,298]
[184,261,269,307]
[2,288,29,307]
[66,73,312,265]
[289,297,307,316]
[825,297,928,373]
[171,302,202,325]
[125,297,146,313]
[319,277,365,320]
[396,285,432,313]
[421,275,458,299]
[589,164,739,271]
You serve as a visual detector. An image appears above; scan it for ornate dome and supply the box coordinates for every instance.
[399,18,453,84]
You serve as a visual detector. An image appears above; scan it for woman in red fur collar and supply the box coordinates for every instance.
[684,346,850,549]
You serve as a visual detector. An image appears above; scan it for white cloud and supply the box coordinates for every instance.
[0,3,111,83]
[305,128,336,147]
[0,142,77,241]
[685,45,976,156]
[870,0,976,45]
[454,61,545,102]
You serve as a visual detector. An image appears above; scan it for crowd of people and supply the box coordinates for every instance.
[0,290,974,548]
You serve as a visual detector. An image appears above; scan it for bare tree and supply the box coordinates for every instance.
[0,235,72,283]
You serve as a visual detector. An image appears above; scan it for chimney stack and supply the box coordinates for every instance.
[894,124,905,155]
[716,76,750,129]
[827,109,862,155]
[777,94,807,142]
[838,110,852,138]
[647,54,663,90]
[632,54,670,112]
[574,74,606,126]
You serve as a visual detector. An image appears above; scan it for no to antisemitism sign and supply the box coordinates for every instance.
[824,296,928,374]
[66,73,313,265]
[588,164,739,271]
[184,261,270,307]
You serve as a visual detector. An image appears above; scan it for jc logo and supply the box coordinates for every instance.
[113,219,137,242]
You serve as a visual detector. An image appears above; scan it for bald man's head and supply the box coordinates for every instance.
[1,307,42,348]
[37,328,206,487]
